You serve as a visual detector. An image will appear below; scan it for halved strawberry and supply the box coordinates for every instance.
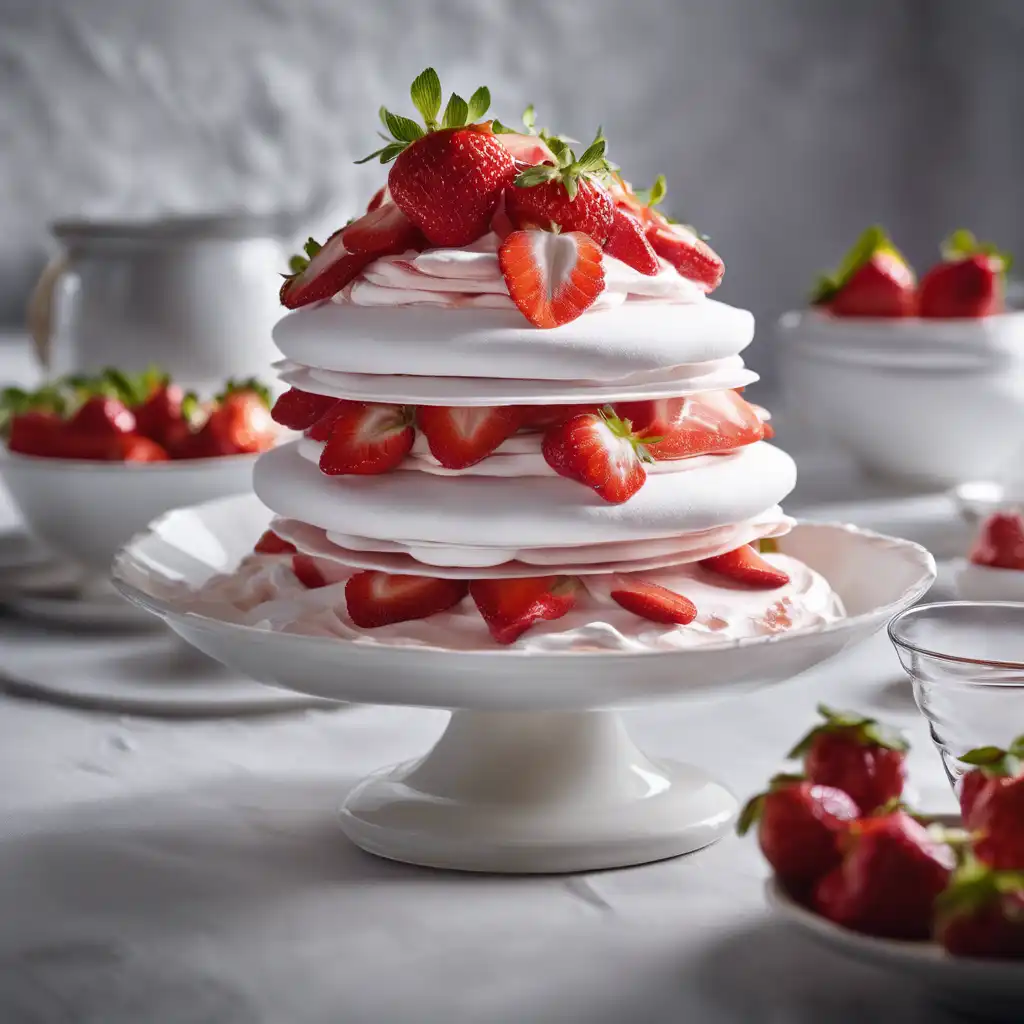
[346,571,468,628]
[498,229,605,329]
[292,554,328,589]
[305,399,350,441]
[700,545,790,589]
[416,405,524,469]
[469,576,579,645]
[340,201,421,256]
[646,221,724,293]
[542,407,654,504]
[609,579,697,625]
[614,391,765,460]
[271,388,341,431]
[493,130,557,169]
[254,530,297,555]
[519,403,600,431]
[366,186,387,213]
[604,207,660,276]
[280,230,376,310]
[319,402,415,476]
[811,226,916,318]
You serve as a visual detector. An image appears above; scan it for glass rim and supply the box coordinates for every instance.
[888,600,1024,671]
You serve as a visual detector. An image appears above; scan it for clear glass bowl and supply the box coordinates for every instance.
[889,602,1024,792]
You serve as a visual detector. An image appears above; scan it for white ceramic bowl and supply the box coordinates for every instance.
[0,450,258,572]
[778,309,1024,487]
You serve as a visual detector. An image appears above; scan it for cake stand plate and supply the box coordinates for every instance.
[113,494,936,873]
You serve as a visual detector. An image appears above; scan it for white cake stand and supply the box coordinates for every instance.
[113,494,935,874]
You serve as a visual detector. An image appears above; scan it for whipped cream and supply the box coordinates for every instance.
[180,552,844,653]
[336,233,703,312]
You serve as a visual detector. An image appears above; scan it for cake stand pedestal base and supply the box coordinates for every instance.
[339,710,737,874]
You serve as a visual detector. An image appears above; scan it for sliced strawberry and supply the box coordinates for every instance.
[271,388,341,431]
[614,391,765,460]
[366,186,387,213]
[292,554,328,589]
[254,530,297,555]
[69,396,136,437]
[346,571,468,628]
[493,131,557,168]
[609,579,697,625]
[811,226,916,317]
[340,201,421,256]
[646,220,724,293]
[305,399,350,441]
[542,407,652,504]
[970,512,1024,570]
[519,403,601,431]
[469,576,579,645]
[700,545,790,589]
[319,402,414,476]
[416,405,524,469]
[279,229,377,310]
[498,229,605,329]
[603,207,660,276]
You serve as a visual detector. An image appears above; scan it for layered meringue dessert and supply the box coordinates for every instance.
[183,69,845,651]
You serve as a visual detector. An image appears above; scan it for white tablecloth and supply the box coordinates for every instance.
[0,334,964,1023]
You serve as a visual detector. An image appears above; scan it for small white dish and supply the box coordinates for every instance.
[766,878,1024,1016]
[0,449,259,572]
[954,560,1024,603]
[111,493,934,874]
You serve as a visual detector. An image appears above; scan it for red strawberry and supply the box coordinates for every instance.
[469,576,580,645]
[614,391,765,461]
[271,388,341,431]
[366,186,387,213]
[603,207,660,276]
[346,571,468,628]
[416,405,523,470]
[971,774,1024,870]
[700,545,790,589]
[737,774,858,893]
[118,435,170,462]
[59,432,169,462]
[542,407,653,504]
[292,554,328,589]
[493,131,556,168]
[133,383,184,447]
[279,230,377,310]
[340,201,421,256]
[519,404,600,431]
[969,512,1024,570]
[609,579,697,625]
[189,383,277,456]
[788,704,908,815]
[499,229,605,329]
[6,411,65,457]
[253,530,297,555]
[958,738,1024,825]
[504,131,614,245]
[69,396,136,436]
[318,402,414,476]
[360,70,515,247]
[918,230,1012,319]
[811,226,916,317]
[646,221,725,293]
[935,862,1024,959]
[813,811,955,940]
[305,400,350,441]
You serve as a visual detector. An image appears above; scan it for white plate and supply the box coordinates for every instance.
[766,878,1024,1016]
[110,495,935,874]
[276,357,758,406]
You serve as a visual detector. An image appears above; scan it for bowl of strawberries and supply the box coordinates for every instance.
[0,369,278,571]
[778,227,1023,487]
[741,702,1024,1011]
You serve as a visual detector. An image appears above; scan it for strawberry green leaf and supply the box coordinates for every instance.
[410,67,442,129]
[575,134,607,173]
[634,174,668,209]
[490,119,516,134]
[382,109,424,144]
[941,228,1013,273]
[514,165,559,189]
[736,793,765,836]
[288,254,307,275]
[522,104,536,134]
[303,237,321,259]
[467,86,490,123]
[810,225,903,305]
[759,537,779,554]
[442,93,469,129]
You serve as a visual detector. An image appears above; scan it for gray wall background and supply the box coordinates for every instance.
[2,0,1022,385]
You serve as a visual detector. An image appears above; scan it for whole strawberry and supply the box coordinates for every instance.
[813,810,955,940]
[737,774,858,894]
[360,68,515,247]
[788,704,908,815]
[958,737,1024,825]
[969,511,1024,571]
[971,774,1024,870]
[505,132,615,245]
[811,226,916,318]
[935,860,1024,959]
[918,229,1012,319]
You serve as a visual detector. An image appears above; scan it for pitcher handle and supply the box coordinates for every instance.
[26,252,69,370]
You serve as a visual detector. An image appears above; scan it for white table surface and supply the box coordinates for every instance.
[0,334,970,1024]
